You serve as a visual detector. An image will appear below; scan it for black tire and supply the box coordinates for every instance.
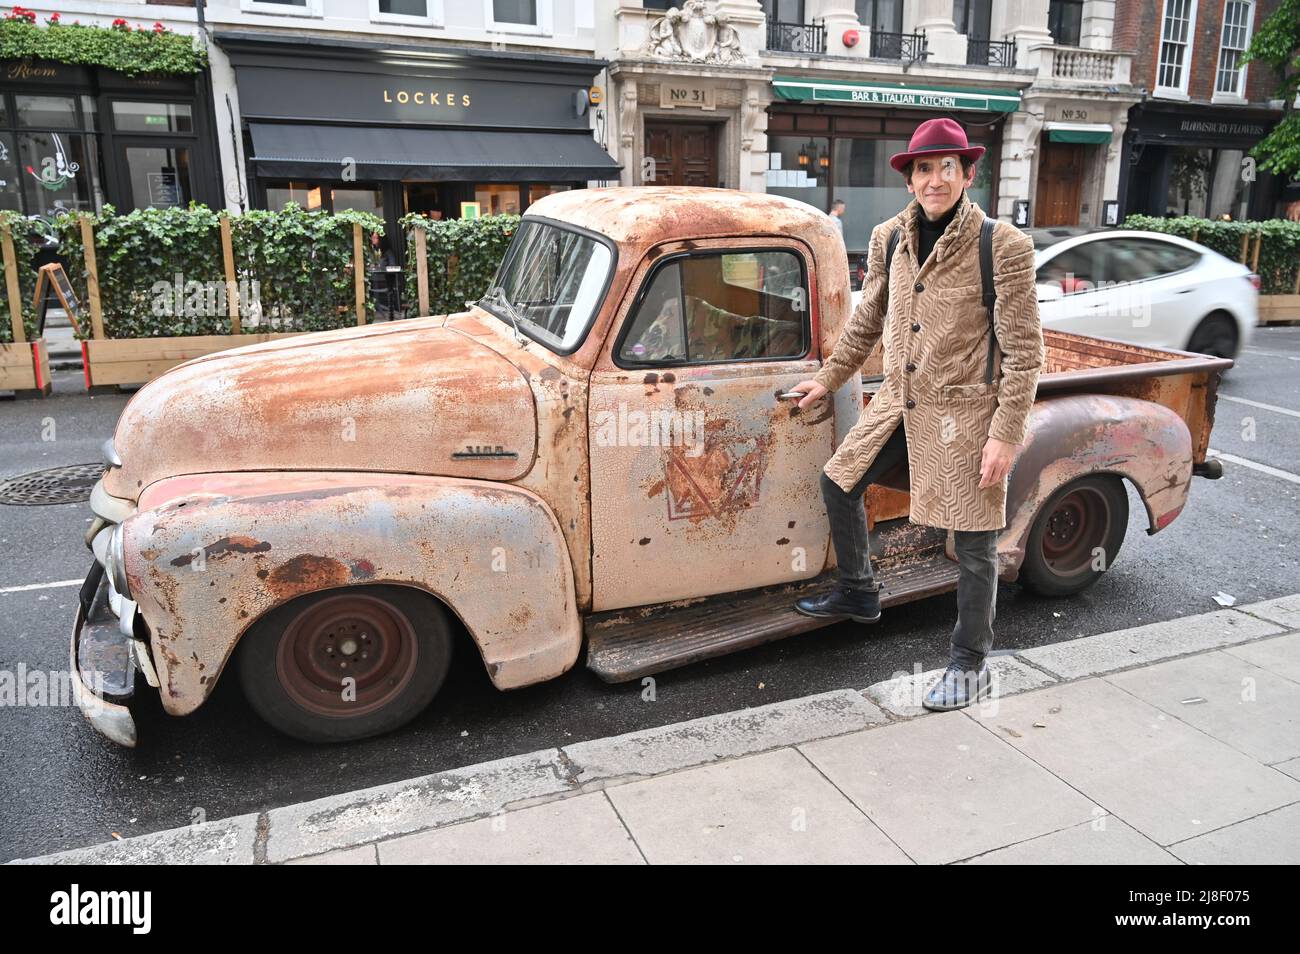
[1185,312,1239,360]
[236,585,452,743]
[1020,476,1128,597]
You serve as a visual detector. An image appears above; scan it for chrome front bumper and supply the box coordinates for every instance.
[70,563,138,747]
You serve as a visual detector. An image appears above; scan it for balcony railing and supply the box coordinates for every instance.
[967,37,1016,68]
[871,30,928,61]
[1045,45,1127,83]
[766,18,827,55]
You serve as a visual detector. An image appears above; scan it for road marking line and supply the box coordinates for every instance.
[0,579,83,594]
[1242,348,1300,361]
[1217,394,1300,419]
[1207,448,1300,486]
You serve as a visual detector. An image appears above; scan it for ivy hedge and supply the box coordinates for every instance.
[55,204,386,338]
[401,213,519,317]
[0,15,207,77]
[0,209,40,344]
[1123,214,1300,295]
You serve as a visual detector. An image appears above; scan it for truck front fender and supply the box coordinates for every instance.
[123,472,580,715]
[996,394,1193,578]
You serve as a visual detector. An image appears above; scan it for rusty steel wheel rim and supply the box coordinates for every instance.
[1041,487,1111,577]
[275,592,419,718]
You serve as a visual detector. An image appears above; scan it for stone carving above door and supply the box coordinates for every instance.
[645,1,747,65]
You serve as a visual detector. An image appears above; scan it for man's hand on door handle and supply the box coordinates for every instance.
[783,380,829,411]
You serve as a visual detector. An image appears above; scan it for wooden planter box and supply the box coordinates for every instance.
[0,339,52,395]
[83,332,306,388]
[1259,294,1300,326]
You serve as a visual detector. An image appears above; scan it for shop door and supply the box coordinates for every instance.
[114,139,195,211]
[644,122,719,187]
[1034,140,1084,227]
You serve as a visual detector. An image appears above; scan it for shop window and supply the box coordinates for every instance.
[1165,146,1210,216]
[475,184,521,215]
[266,180,324,211]
[1214,0,1253,97]
[111,102,194,134]
[766,136,829,218]
[15,95,78,129]
[1048,0,1083,46]
[528,184,570,206]
[17,131,101,216]
[1207,149,1251,220]
[830,138,908,252]
[123,146,193,210]
[619,250,809,365]
[332,187,384,217]
[1156,0,1197,94]
[0,132,21,211]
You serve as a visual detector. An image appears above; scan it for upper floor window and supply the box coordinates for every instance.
[952,0,992,40]
[1215,0,1253,96]
[855,0,903,33]
[241,0,322,16]
[1156,0,1197,93]
[494,0,537,24]
[762,0,806,25]
[1048,0,1084,47]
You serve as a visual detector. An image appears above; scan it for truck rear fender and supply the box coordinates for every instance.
[996,394,1193,578]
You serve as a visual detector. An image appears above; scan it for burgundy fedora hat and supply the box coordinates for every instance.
[889,117,985,173]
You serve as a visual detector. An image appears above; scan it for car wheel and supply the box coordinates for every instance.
[1020,476,1128,598]
[1186,312,1239,360]
[237,585,452,743]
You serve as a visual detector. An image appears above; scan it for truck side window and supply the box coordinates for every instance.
[619,250,809,365]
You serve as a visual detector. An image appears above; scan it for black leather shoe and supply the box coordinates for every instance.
[794,583,882,623]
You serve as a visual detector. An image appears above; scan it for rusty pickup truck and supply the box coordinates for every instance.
[73,187,1229,746]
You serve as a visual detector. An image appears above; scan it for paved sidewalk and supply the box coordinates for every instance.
[14,594,1300,865]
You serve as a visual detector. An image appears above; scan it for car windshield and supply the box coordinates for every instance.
[481,219,613,352]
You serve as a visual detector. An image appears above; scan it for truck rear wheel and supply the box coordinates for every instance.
[237,585,452,743]
[1020,476,1128,597]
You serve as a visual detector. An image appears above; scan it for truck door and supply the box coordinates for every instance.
[587,239,835,612]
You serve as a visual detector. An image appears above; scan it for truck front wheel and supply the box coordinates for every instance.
[237,585,453,743]
[1019,476,1128,597]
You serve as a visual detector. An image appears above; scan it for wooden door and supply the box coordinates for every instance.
[1034,140,1084,226]
[644,122,719,187]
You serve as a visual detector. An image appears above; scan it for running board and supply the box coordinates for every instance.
[585,550,961,683]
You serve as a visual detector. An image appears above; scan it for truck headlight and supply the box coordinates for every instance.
[105,524,132,601]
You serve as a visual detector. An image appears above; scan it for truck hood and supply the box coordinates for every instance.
[104,317,537,502]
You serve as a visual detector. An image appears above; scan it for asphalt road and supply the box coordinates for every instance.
[2,329,1297,861]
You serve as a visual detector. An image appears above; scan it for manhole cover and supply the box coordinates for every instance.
[0,463,105,506]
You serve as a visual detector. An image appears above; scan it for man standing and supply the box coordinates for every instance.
[829,198,846,234]
[786,117,1045,711]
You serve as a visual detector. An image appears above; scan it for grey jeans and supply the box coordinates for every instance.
[821,424,999,671]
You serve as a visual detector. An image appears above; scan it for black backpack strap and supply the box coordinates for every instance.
[980,218,998,385]
[885,226,902,281]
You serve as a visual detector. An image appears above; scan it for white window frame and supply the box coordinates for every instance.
[485,0,553,36]
[370,0,445,27]
[1154,0,1198,100]
[1212,0,1253,103]
[240,0,323,18]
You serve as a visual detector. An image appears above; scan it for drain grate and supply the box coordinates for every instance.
[0,463,106,506]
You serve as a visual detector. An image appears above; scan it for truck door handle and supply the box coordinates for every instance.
[1175,288,1194,294]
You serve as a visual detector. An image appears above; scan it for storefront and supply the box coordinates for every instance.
[1119,102,1282,221]
[0,58,221,217]
[217,34,620,257]
[766,77,1019,257]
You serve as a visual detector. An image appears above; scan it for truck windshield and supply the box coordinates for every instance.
[481,219,613,353]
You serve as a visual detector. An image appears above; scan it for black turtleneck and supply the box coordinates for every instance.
[916,192,963,268]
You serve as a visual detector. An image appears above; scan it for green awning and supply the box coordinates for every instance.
[772,76,1021,114]
[1046,122,1112,144]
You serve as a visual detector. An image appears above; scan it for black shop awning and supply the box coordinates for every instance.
[248,123,621,182]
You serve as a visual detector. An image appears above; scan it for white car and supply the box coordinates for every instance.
[849,227,1257,359]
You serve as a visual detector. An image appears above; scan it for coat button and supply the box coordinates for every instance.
[906,362,916,372]
[913,282,924,293]
[905,399,916,409]
[911,323,921,333]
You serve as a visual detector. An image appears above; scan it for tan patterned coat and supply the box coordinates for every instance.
[813,192,1045,531]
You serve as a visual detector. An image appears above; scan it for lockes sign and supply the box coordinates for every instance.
[382,89,472,108]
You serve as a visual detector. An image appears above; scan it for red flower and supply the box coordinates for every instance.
[152,21,166,33]
[47,11,59,23]
[111,16,129,30]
